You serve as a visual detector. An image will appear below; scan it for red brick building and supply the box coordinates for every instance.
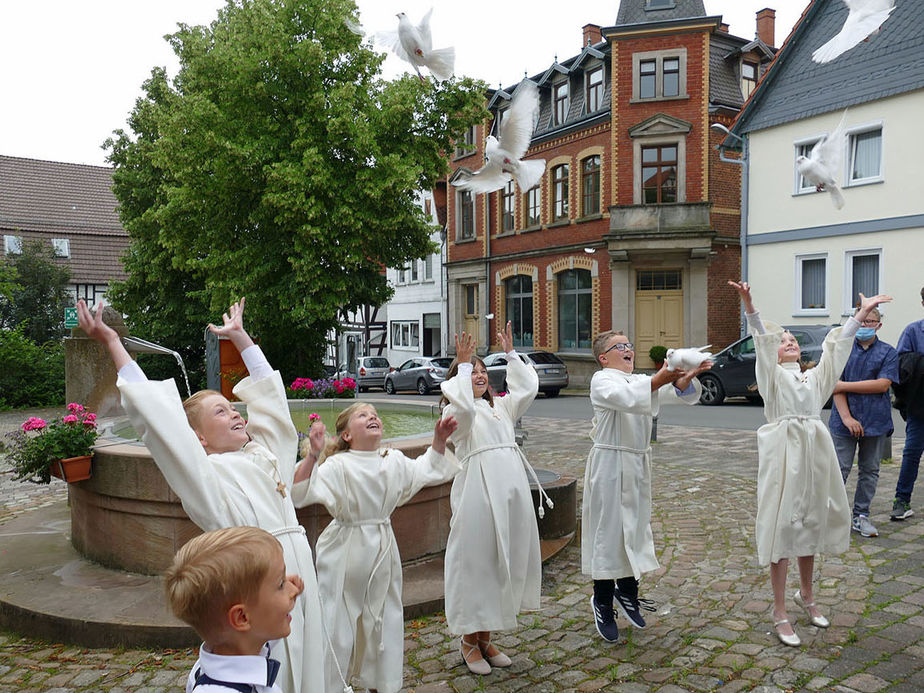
[444,0,776,383]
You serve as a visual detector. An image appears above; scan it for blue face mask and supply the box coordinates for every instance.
[856,327,877,341]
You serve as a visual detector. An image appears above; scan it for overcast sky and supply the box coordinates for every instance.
[0,1,810,167]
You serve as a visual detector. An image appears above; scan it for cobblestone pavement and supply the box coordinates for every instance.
[2,411,923,692]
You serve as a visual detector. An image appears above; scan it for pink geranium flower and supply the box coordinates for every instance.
[21,417,47,432]
[66,403,85,414]
[62,415,79,424]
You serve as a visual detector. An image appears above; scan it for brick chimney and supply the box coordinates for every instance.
[583,23,603,47]
[756,8,776,47]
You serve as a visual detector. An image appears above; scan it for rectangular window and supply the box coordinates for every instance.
[424,254,433,280]
[3,235,22,255]
[796,254,827,314]
[457,190,474,240]
[636,269,682,291]
[586,68,603,112]
[465,284,477,316]
[397,268,406,284]
[410,260,419,282]
[849,127,882,183]
[582,156,601,216]
[662,57,680,97]
[845,250,881,313]
[454,126,476,158]
[51,238,70,258]
[741,61,758,100]
[795,139,822,192]
[525,186,541,227]
[639,60,656,99]
[391,320,420,348]
[72,284,107,307]
[501,180,515,232]
[641,145,677,204]
[552,164,569,220]
[554,82,569,125]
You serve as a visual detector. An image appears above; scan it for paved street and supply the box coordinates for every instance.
[2,406,923,691]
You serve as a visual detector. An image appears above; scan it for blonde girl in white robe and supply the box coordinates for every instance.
[439,324,545,676]
[291,403,460,693]
[76,297,325,693]
[729,281,891,647]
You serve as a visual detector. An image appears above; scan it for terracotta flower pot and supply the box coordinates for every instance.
[49,454,93,483]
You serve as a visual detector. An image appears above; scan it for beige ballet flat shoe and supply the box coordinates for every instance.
[478,638,512,668]
[460,638,491,675]
[773,618,801,647]
[794,589,830,628]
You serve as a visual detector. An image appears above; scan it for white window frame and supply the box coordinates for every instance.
[391,320,420,350]
[793,134,826,195]
[553,81,570,126]
[585,67,604,113]
[423,254,434,281]
[3,234,22,255]
[794,252,828,317]
[843,248,883,317]
[845,121,884,187]
[410,260,419,282]
[51,238,70,258]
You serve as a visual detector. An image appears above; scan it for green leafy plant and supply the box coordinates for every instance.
[4,403,99,484]
[649,345,668,364]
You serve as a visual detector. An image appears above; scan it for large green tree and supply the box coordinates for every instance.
[106,0,486,378]
[0,239,73,344]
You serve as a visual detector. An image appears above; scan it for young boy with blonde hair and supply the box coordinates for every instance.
[583,329,711,642]
[166,526,304,692]
[76,298,324,693]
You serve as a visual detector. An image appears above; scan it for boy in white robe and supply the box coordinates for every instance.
[76,298,325,693]
[582,330,710,642]
[291,403,459,693]
[165,526,302,693]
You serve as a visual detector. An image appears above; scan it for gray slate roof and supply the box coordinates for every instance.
[733,0,924,135]
[616,0,706,25]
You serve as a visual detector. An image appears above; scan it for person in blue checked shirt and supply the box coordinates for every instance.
[828,306,899,538]
[891,286,924,522]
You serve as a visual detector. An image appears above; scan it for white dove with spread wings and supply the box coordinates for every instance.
[376,9,454,82]
[452,81,546,195]
[666,346,713,372]
[796,109,848,210]
[812,0,896,64]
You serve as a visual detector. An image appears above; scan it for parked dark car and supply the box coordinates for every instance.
[336,356,392,392]
[698,324,835,405]
[384,357,453,395]
[483,350,569,397]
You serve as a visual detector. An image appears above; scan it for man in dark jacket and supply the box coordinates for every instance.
[891,287,924,521]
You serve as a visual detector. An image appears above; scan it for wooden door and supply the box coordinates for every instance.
[635,289,683,368]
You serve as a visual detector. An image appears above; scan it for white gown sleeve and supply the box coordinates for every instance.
[495,352,539,421]
[290,456,343,515]
[233,372,299,483]
[590,371,654,415]
[393,447,462,506]
[239,344,273,382]
[811,317,860,400]
[440,363,476,440]
[752,314,783,400]
[118,377,239,529]
[117,361,147,383]
[669,378,703,404]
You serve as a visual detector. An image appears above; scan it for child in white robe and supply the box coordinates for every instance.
[291,403,459,693]
[583,329,710,643]
[76,298,325,693]
[729,281,891,647]
[439,324,546,675]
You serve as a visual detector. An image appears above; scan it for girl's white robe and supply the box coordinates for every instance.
[582,369,702,580]
[118,373,325,693]
[440,354,541,635]
[751,317,853,566]
[290,447,459,693]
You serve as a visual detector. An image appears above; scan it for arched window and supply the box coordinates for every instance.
[505,275,534,347]
[558,269,592,350]
[582,156,601,216]
[552,164,569,221]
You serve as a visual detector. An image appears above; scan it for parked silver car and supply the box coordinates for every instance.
[336,356,392,392]
[483,350,569,397]
[384,357,453,395]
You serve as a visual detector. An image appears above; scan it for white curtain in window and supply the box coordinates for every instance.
[851,130,881,180]
[801,258,825,309]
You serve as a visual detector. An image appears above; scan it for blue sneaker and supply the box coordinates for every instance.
[614,589,655,629]
[590,596,619,642]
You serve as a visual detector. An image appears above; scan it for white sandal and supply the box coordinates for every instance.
[773,618,801,647]
[460,638,491,675]
[794,589,830,628]
[478,638,512,668]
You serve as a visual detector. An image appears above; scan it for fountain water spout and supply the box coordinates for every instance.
[123,337,192,398]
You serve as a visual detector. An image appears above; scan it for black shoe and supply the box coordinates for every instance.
[590,596,619,642]
[614,589,655,629]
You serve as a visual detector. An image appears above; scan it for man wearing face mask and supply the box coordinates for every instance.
[828,307,899,537]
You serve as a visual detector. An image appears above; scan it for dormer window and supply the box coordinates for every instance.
[586,68,604,112]
[741,61,758,100]
[554,82,569,125]
[494,108,504,135]
[646,0,675,9]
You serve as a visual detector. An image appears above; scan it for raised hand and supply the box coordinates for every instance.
[308,419,328,458]
[76,300,132,370]
[432,415,458,455]
[497,321,515,354]
[856,293,892,323]
[286,573,305,597]
[728,280,756,314]
[208,297,255,352]
[455,331,476,365]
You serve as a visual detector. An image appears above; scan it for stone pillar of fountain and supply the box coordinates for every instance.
[64,305,131,417]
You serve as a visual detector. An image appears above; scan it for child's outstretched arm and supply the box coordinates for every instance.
[432,415,458,455]
[76,300,133,371]
[729,280,766,335]
[293,419,328,483]
[439,332,478,439]
[494,320,539,420]
[854,293,893,325]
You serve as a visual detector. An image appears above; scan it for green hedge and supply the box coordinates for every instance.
[0,327,65,410]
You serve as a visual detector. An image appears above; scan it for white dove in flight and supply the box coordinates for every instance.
[376,9,454,82]
[812,0,896,64]
[452,81,546,195]
[796,109,848,210]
